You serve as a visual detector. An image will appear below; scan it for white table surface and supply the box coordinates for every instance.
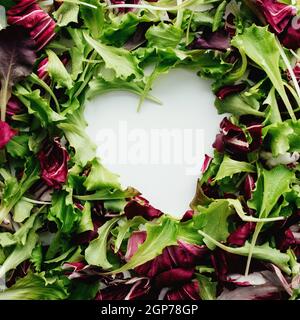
[85,68,223,218]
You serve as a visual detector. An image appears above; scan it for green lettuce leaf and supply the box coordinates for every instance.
[215,155,256,181]
[0,272,69,300]
[85,218,119,269]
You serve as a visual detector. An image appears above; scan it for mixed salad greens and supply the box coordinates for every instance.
[0,0,300,300]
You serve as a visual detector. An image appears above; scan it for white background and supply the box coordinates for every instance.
[85,68,223,218]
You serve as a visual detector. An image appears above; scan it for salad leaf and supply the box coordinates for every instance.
[215,155,256,181]
[194,200,234,250]
[0,26,35,121]
[83,158,121,191]
[232,25,296,120]
[85,218,119,269]
[52,2,79,27]
[109,216,179,273]
[83,32,142,79]
[80,0,104,39]
[0,272,68,300]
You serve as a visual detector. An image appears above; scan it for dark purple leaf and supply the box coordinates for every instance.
[155,268,194,289]
[134,241,208,278]
[227,222,256,246]
[181,210,194,222]
[244,174,256,200]
[216,83,246,100]
[276,228,296,252]
[280,19,300,50]
[7,0,56,51]
[257,0,296,33]
[213,118,262,156]
[38,137,70,189]
[165,281,200,300]
[6,96,24,117]
[124,196,163,220]
[0,121,17,149]
[190,29,230,52]
[0,25,36,121]
[37,57,49,80]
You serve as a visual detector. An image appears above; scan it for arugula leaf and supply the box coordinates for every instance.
[215,93,264,117]
[215,155,256,181]
[0,217,41,278]
[58,108,97,166]
[80,0,104,39]
[109,216,179,273]
[77,201,93,233]
[73,187,140,201]
[194,200,234,250]
[263,120,300,156]
[48,191,80,234]
[83,158,121,191]
[232,25,296,120]
[0,158,40,223]
[145,23,183,48]
[53,2,79,27]
[196,274,217,300]
[15,86,65,126]
[85,218,119,269]
[13,198,33,223]
[212,0,226,32]
[0,272,69,300]
[46,50,73,90]
[198,230,291,274]
[113,216,147,253]
[6,135,30,159]
[83,32,142,79]
[0,26,35,121]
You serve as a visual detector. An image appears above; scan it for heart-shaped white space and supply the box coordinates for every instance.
[85,68,223,217]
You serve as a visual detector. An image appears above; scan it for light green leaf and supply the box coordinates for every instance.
[215,155,255,181]
[13,198,33,223]
[194,200,234,250]
[145,23,183,48]
[85,218,119,269]
[196,274,217,300]
[0,272,68,300]
[109,216,179,274]
[46,50,73,89]
[232,25,295,120]
[83,158,121,191]
[52,2,79,27]
[80,0,104,38]
[77,201,93,233]
[83,32,142,79]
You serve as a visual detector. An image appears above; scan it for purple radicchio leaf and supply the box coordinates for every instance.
[165,280,200,300]
[125,231,147,262]
[280,18,300,50]
[6,96,24,117]
[216,83,247,100]
[95,277,151,300]
[201,154,213,174]
[181,210,194,222]
[7,0,56,51]
[243,174,256,200]
[134,240,208,278]
[38,137,70,189]
[0,121,17,149]
[0,25,36,121]
[227,222,256,246]
[190,29,231,52]
[213,118,262,156]
[155,268,195,289]
[256,0,296,34]
[124,196,163,220]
